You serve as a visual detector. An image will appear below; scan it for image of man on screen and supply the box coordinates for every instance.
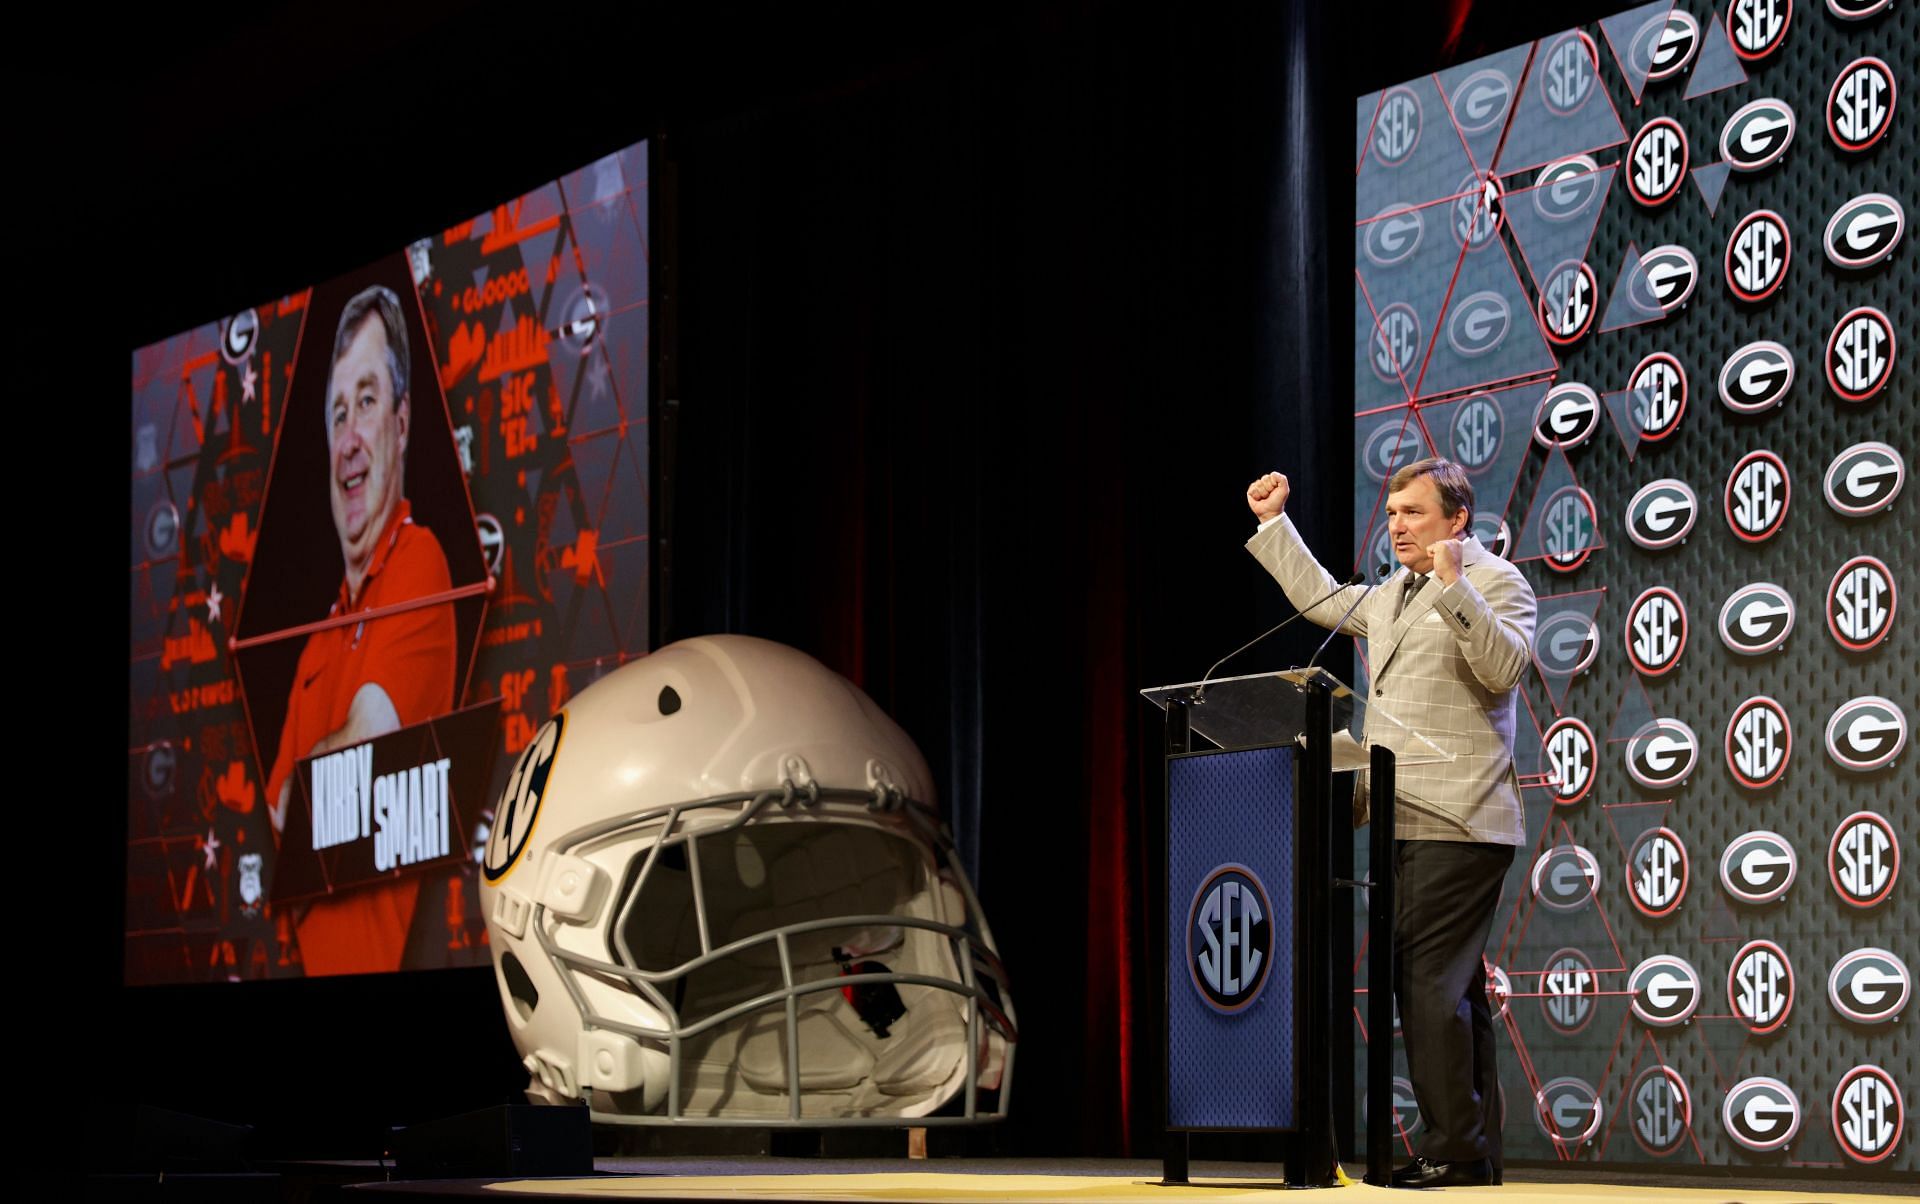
[264,283,456,975]
[1243,458,1534,1190]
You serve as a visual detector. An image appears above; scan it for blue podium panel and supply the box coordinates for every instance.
[1167,744,1298,1130]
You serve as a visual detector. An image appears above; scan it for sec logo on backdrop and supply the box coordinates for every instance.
[1725,210,1790,302]
[1725,697,1792,790]
[1828,811,1899,907]
[1827,58,1895,153]
[1832,1066,1904,1164]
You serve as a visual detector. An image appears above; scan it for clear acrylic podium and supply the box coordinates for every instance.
[1140,667,1450,1188]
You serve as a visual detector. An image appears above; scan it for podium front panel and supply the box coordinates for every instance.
[1166,743,1297,1131]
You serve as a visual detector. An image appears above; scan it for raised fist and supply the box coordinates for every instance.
[1247,472,1290,521]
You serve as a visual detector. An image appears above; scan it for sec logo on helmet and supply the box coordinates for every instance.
[1630,954,1702,1027]
[1725,211,1791,303]
[1827,58,1895,153]
[1723,1077,1801,1153]
[1718,583,1795,655]
[1828,811,1899,907]
[1626,479,1698,550]
[1725,697,1792,790]
[1720,831,1797,904]
[1721,98,1796,171]
[1832,1065,1904,1164]
[1828,949,1910,1026]
[1824,441,1905,517]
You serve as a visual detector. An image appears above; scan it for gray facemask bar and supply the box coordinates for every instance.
[532,780,1017,1125]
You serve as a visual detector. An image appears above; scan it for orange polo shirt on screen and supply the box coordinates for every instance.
[265,499,457,977]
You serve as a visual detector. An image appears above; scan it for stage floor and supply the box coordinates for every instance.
[355,1158,1914,1202]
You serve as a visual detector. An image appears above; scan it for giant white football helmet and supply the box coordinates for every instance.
[480,635,1015,1125]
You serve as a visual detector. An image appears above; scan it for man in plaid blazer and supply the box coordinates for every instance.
[1244,457,1535,1190]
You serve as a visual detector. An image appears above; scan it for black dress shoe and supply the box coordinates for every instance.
[1391,1157,1494,1188]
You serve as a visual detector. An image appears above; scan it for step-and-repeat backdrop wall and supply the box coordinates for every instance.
[1348,0,1912,1171]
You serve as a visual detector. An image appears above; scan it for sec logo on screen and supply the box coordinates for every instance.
[1826,306,1895,402]
[1828,811,1899,906]
[1728,0,1790,61]
[1632,1066,1693,1157]
[1631,353,1688,441]
[1542,717,1597,804]
[1539,260,1597,345]
[1187,864,1274,1013]
[1827,555,1895,652]
[1539,31,1599,116]
[1626,586,1688,676]
[1372,87,1422,166]
[1370,302,1423,385]
[1628,118,1688,207]
[1448,393,1504,471]
[1629,827,1689,918]
[1833,1066,1904,1164]
[1540,486,1600,573]
[1827,58,1895,153]
[1725,450,1790,543]
[1725,697,1792,790]
[1728,940,1794,1035]
[1725,211,1791,303]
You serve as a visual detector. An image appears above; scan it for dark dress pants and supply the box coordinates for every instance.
[1393,838,1515,1166]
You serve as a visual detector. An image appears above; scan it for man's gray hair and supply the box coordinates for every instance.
[1389,456,1475,529]
[324,284,410,428]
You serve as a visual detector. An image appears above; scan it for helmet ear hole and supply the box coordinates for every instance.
[500,950,540,1022]
[658,686,682,715]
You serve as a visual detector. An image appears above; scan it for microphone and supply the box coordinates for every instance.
[1304,563,1395,672]
[1199,568,1368,690]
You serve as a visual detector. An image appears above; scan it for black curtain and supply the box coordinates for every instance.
[665,2,1347,1153]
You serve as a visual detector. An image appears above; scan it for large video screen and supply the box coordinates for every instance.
[1350,2,1911,1172]
[128,141,651,983]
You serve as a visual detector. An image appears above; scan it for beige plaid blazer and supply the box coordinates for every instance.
[1247,515,1535,846]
